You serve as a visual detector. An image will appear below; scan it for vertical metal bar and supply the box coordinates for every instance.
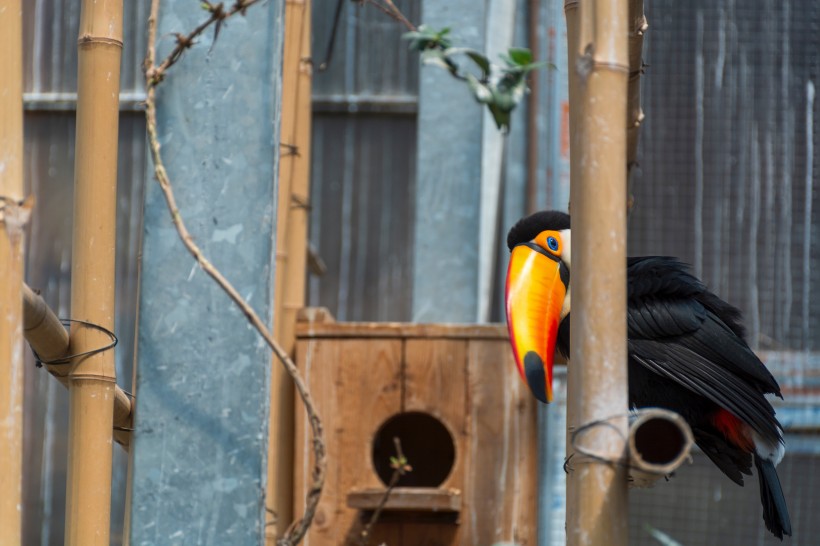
[566,0,630,545]
[562,2,581,544]
[128,2,284,543]
[0,0,25,541]
[268,0,312,540]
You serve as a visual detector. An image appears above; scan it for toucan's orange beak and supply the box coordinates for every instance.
[505,244,567,403]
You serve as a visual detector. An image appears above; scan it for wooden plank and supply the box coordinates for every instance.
[347,487,461,512]
[294,337,403,545]
[297,318,510,341]
[295,310,569,367]
[403,339,468,544]
[464,339,538,545]
[293,337,340,543]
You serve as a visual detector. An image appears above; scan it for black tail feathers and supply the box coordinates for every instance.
[755,455,792,540]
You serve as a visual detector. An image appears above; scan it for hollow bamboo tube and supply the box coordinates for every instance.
[267,0,312,540]
[65,0,123,543]
[566,0,629,545]
[0,0,26,541]
[22,284,133,448]
[627,408,693,489]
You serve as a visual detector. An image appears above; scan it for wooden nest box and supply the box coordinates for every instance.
[293,308,539,545]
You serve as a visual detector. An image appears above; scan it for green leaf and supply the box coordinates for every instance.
[506,47,533,66]
[463,50,491,79]
[403,25,452,51]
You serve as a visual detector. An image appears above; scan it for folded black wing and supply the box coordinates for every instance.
[626,257,782,443]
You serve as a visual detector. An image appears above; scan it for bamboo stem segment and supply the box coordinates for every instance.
[567,0,630,545]
[22,284,133,447]
[65,0,123,543]
[0,0,26,541]
[268,0,313,540]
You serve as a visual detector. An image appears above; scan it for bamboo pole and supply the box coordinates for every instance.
[0,0,26,541]
[65,0,123,543]
[22,284,133,447]
[566,0,629,545]
[268,0,312,540]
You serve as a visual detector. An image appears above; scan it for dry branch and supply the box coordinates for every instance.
[626,0,647,213]
[358,0,416,32]
[144,2,325,545]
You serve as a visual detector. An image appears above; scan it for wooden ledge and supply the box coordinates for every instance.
[347,487,462,513]
[296,307,509,340]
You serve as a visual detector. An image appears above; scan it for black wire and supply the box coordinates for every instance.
[31,318,118,367]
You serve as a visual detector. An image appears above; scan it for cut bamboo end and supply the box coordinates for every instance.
[628,408,694,489]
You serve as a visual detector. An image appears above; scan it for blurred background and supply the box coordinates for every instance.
[20,0,819,544]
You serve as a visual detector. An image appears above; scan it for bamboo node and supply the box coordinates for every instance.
[0,195,34,244]
[576,44,629,82]
[630,16,649,36]
[77,35,124,48]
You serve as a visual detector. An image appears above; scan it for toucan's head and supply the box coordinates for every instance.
[505,210,572,404]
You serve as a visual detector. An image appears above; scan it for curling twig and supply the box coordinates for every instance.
[145,2,325,545]
[145,0,265,85]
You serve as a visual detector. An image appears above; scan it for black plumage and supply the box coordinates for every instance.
[553,255,791,540]
[508,209,792,539]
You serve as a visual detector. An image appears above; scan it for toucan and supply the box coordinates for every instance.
[505,210,792,540]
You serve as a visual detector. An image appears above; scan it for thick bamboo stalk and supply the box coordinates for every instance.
[567,0,629,545]
[22,284,133,447]
[0,0,26,541]
[268,0,312,540]
[65,0,123,543]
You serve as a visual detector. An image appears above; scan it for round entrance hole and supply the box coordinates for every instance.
[633,416,687,465]
[372,412,456,487]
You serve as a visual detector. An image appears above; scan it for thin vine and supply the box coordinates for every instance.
[143,2,325,545]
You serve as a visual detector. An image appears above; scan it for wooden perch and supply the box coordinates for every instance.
[628,408,693,488]
[22,284,133,448]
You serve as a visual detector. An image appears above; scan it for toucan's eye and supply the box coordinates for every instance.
[547,236,559,251]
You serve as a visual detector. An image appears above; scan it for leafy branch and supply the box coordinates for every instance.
[358,437,412,546]
[404,25,552,132]
[144,2,325,545]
